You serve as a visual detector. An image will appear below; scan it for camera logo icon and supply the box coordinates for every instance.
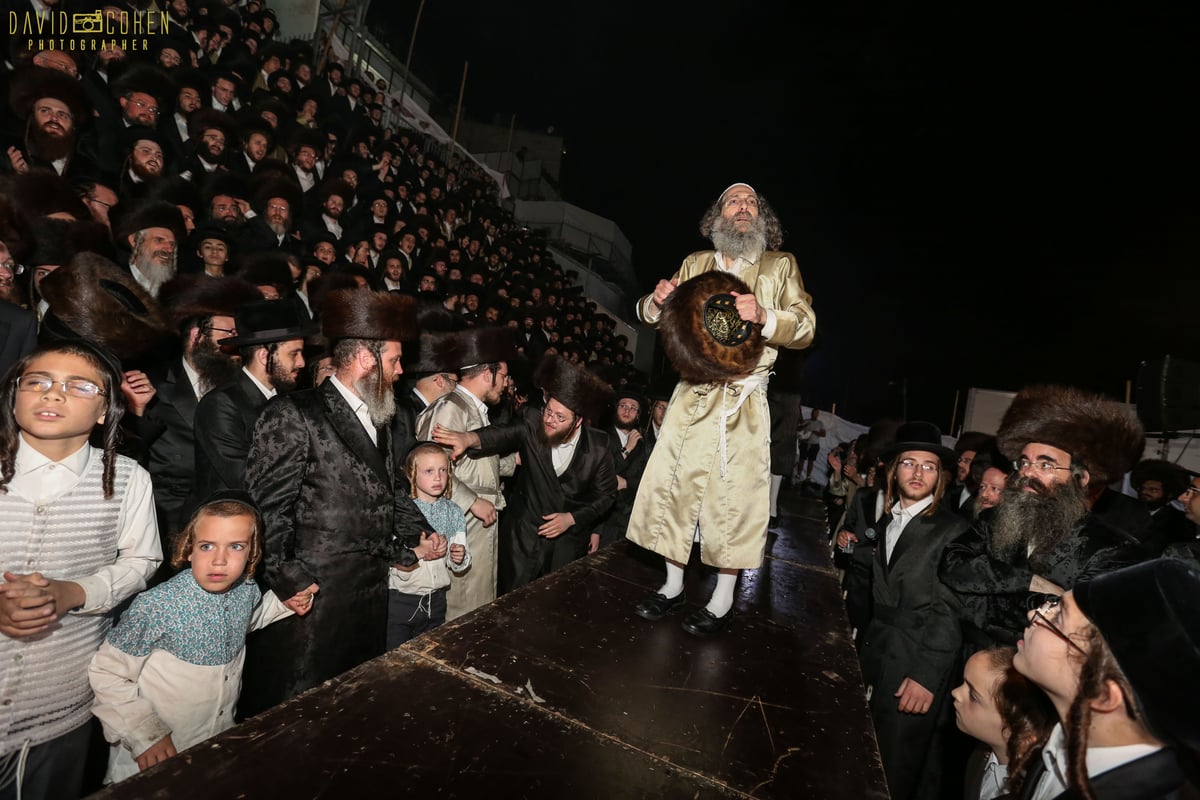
[73,12,103,33]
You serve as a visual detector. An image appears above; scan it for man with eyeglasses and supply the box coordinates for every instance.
[940,384,1151,651]
[416,328,519,618]
[849,421,969,800]
[433,355,617,595]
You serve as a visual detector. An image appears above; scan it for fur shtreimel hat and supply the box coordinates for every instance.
[38,253,171,360]
[1074,558,1200,751]
[159,274,263,332]
[659,271,765,384]
[996,385,1145,487]
[319,289,416,343]
[8,66,92,125]
[428,326,518,373]
[251,175,302,217]
[535,355,613,424]
[403,297,469,374]
[114,200,186,248]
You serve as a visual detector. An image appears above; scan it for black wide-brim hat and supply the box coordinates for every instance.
[880,421,957,468]
[1074,559,1200,751]
[659,271,765,384]
[220,298,317,347]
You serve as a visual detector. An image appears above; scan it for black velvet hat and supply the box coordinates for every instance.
[880,421,957,469]
[1074,558,1200,751]
[954,431,995,456]
[220,299,316,347]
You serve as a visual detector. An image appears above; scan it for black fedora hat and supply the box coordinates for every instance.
[219,299,316,348]
[880,421,957,468]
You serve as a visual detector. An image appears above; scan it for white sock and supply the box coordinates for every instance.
[658,561,685,599]
[705,571,738,617]
[769,473,783,516]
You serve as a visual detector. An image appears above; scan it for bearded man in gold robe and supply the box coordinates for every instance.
[627,182,816,636]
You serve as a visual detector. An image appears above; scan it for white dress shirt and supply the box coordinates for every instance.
[1030,723,1160,800]
[330,376,376,445]
[979,751,1008,800]
[884,494,934,563]
[243,367,276,399]
[181,358,203,399]
[455,384,489,425]
[551,426,581,476]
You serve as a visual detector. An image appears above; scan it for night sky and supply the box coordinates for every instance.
[366,1,1200,428]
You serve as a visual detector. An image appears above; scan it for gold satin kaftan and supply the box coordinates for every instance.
[625,250,815,569]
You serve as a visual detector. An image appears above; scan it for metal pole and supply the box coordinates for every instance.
[505,112,515,154]
[449,59,468,154]
[396,0,426,105]
[317,0,350,75]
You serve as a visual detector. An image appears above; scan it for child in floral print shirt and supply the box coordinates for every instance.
[88,491,311,784]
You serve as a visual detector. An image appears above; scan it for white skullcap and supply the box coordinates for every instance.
[719,182,757,201]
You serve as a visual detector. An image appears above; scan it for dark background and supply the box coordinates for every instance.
[366,1,1200,428]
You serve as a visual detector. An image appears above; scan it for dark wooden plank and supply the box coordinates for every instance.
[86,494,887,800]
[90,650,743,800]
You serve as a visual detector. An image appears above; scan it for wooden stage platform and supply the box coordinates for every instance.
[89,490,888,799]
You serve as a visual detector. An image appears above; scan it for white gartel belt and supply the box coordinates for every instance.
[715,373,768,480]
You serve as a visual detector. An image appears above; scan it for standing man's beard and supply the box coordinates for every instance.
[354,367,397,426]
[990,475,1089,560]
[190,335,239,394]
[27,122,74,162]
[710,213,768,261]
[267,350,299,392]
[536,421,578,448]
[615,417,638,433]
[267,216,291,237]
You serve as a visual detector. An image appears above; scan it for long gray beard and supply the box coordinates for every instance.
[711,213,768,262]
[354,370,396,427]
[990,475,1089,560]
[133,251,177,296]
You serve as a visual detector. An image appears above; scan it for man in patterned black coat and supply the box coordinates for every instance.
[239,289,437,717]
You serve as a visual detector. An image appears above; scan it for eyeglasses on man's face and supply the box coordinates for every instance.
[16,375,106,399]
[1025,594,1087,654]
[897,458,938,473]
[543,408,572,426]
[1014,458,1072,475]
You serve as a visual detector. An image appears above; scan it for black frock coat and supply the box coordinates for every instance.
[239,379,430,717]
[474,406,617,593]
[939,512,1149,648]
[141,360,201,537]
[190,370,268,507]
[858,504,969,800]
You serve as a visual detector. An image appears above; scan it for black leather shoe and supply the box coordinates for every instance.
[681,607,733,637]
[635,591,686,621]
